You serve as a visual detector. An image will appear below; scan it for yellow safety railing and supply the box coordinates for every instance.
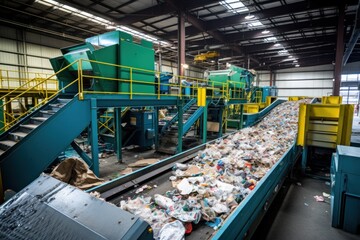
[98,115,114,134]
[78,59,247,102]
[0,61,78,131]
[0,69,57,92]
[0,58,249,131]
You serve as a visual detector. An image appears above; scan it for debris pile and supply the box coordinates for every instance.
[119,100,307,239]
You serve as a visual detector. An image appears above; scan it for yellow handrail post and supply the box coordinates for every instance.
[45,77,48,101]
[130,68,133,99]
[6,71,9,91]
[78,59,84,100]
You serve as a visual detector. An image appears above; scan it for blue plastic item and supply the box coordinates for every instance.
[157,72,173,93]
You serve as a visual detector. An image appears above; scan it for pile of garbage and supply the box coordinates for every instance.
[120,100,307,239]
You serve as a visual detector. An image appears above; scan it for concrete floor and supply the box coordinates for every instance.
[263,115,360,240]
[98,146,169,181]
[264,178,359,240]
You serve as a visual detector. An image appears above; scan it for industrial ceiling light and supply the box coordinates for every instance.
[261,30,270,34]
[293,60,298,63]
[248,20,263,27]
[35,0,170,46]
[220,0,249,14]
[182,63,189,69]
[278,49,289,55]
[245,14,255,20]
[295,64,300,67]
[274,43,281,47]
[264,36,277,42]
[288,55,293,58]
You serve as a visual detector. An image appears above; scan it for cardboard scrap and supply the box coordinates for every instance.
[128,158,160,167]
[120,167,133,175]
[184,165,201,176]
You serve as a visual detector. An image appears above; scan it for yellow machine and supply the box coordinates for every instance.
[194,51,220,62]
[297,96,353,174]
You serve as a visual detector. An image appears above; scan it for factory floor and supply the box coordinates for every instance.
[260,177,359,240]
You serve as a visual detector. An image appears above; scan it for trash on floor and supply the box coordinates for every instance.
[50,157,103,190]
[128,158,160,167]
[120,167,133,175]
[322,192,330,198]
[314,195,325,202]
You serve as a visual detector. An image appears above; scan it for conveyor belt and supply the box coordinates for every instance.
[0,99,305,240]
[88,99,305,240]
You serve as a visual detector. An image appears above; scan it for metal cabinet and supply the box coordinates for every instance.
[331,145,360,234]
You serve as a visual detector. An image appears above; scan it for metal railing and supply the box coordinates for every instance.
[0,59,248,132]
[0,61,78,132]
[0,69,57,92]
[79,59,246,101]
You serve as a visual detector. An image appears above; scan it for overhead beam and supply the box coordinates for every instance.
[164,0,261,66]
[163,0,353,39]
[334,2,346,96]
[186,16,344,48]
[343,0,360,65]
[117,0,219,25]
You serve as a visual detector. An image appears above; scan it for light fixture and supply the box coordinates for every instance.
[264,36,277,42]
[274,43,281,47]
[245,14,255,20]
[220,0,249,14]
[35,0,171,46]
[288,55,293,58]
[293,60,298,63]
[182,63,189,69]
[248,20,263,27]
[261,30,270,34]
[278,49,289,55]
[295,64,300,67]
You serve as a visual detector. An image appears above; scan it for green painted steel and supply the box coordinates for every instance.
[331,145,360,233]
[208,64,254,89]
[50,30,156,96]
[0,97,91,192]
[118,40,155,96]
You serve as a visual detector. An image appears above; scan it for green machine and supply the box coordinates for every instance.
[50,30,155,97]
[207,64,254,98]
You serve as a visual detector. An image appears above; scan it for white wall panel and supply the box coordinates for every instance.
[275,64,334,97]
[0,52,18,65]
[0,38,17,52]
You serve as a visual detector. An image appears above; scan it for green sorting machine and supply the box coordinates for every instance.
[50,30,155,97]
[207,64,254,98]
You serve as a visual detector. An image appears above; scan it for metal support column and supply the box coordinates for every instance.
[202,102,208,143]
[269,70,273,87]
[177,11,186,79]
[239,104,244,130]
[333,2,345,96]
[154,107,159,149]
[115,108,122,162]
[177,104,183,153]
[218,107,224,138]
[90,98,99,176]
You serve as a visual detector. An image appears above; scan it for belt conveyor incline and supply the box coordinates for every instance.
[0,99,303,240]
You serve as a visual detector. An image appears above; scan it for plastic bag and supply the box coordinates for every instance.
[154,194,175,210]
[158,220,185,240]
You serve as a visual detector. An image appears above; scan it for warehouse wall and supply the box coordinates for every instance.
[0,25,77,76]
[254,65,335,97]
[0,25,205,88]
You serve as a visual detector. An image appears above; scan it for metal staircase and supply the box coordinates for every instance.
[0,95,91,192]
[157,100,204,154]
